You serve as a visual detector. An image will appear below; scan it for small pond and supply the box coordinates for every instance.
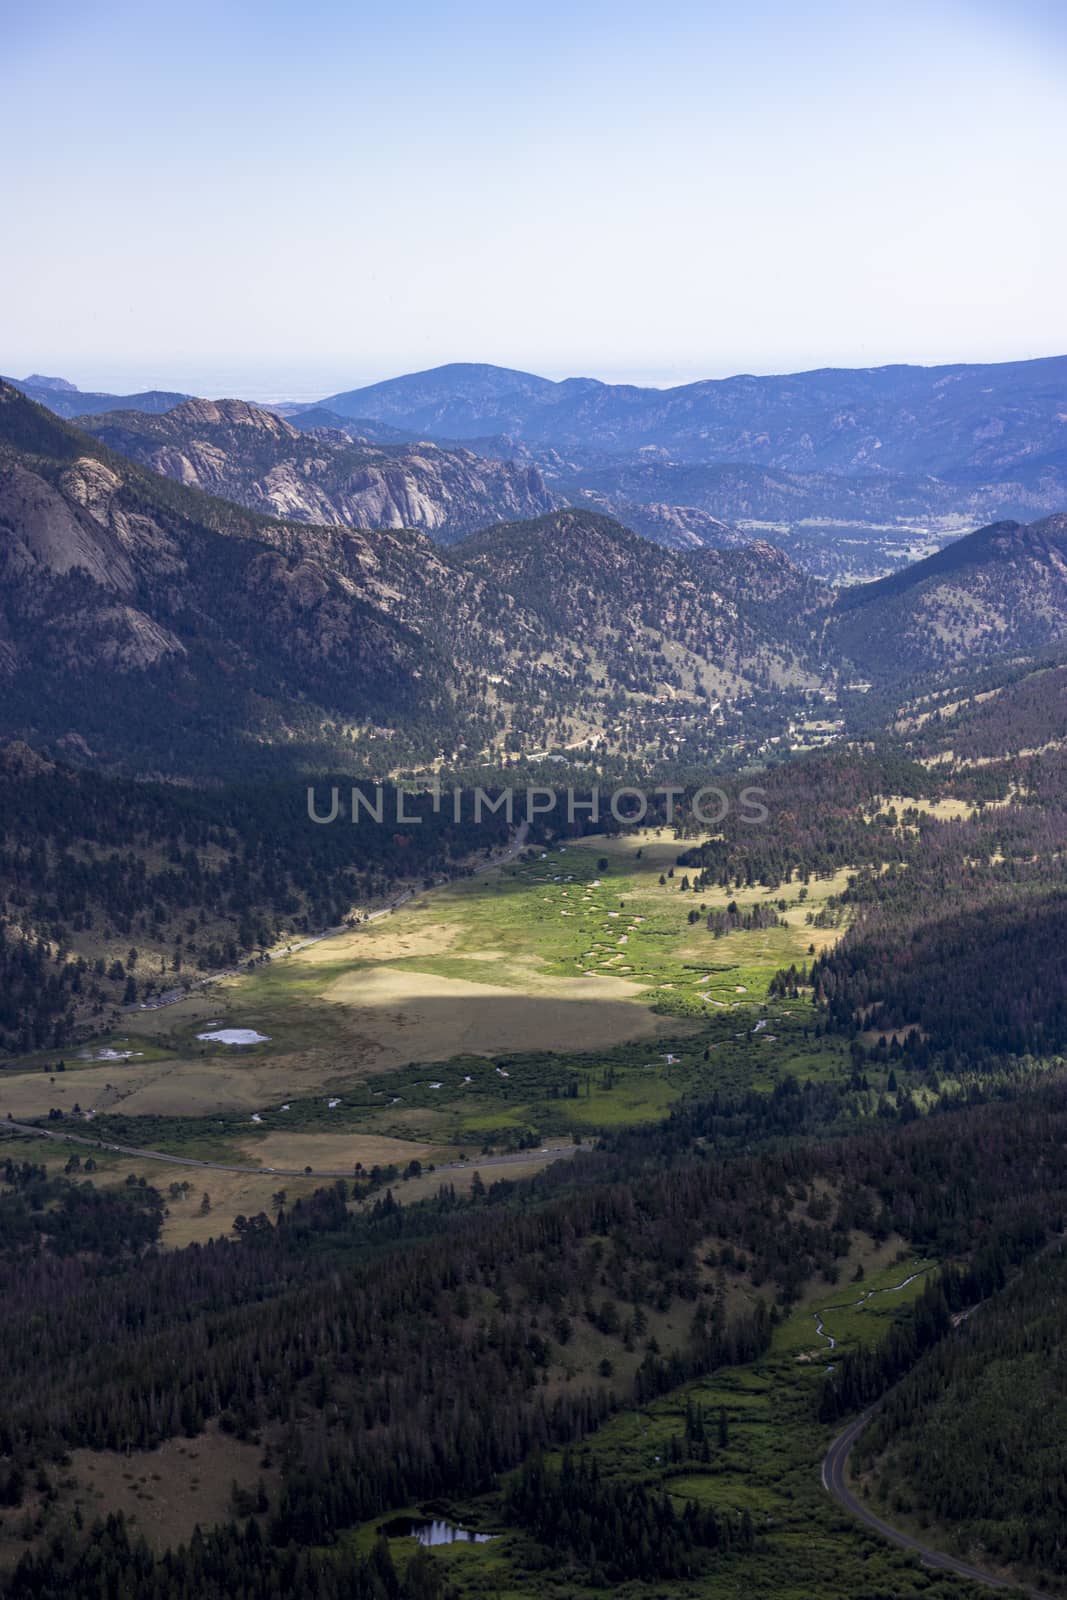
[378,1517,494,1546]
[196,1028,271,1045]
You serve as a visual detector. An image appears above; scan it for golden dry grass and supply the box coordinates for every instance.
[233,1129,436,1172]
[318,963,686,1064]
[160,1169,321,1245]
[291,917,464,967]
[0,1425,279,1570]
[0,1052,353,1120]
[70,1426,276,1550]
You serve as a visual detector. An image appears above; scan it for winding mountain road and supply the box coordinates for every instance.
[822,1399,1056,1598]
[0,1116,579,1181]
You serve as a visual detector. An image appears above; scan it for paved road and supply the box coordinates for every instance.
[0,1116,579,1181]
[822,1402,1055,1597]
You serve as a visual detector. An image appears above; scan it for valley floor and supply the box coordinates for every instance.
[2,826,852,1244]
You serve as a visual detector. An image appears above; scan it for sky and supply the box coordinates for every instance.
[2,0,1066,400]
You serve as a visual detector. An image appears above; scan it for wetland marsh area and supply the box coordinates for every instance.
[1,827,854,1243]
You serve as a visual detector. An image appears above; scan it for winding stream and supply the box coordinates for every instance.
[813,1268,927,1371]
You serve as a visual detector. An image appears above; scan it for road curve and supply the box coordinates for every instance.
[822,1403,1056,1598]
[0,1117,579,1183]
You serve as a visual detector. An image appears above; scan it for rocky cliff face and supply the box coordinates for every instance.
[582,499,747,550]
[0,455,187,671]
[0,384,447,699]
[80,397,559,539]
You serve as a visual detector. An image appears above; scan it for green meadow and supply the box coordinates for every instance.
[3,829,855,1165]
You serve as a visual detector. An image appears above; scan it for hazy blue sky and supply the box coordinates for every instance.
[3,0,1066,398]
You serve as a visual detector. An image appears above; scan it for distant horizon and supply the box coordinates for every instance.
[8,2,1065,395]
[10,344,1067,407]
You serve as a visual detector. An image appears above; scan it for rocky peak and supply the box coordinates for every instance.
[167,397,300,439]
[23,374,79,393]
[0,739,56,776]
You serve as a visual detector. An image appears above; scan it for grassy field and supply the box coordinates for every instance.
[0,828,856,1177]
[0,1423,279,1571]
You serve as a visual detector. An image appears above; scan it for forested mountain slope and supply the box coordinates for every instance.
[0,383,481,772]
[831,513,1067,681]
[1,1084,1065,1596]
[453,509,830,706]
[854,1239,1067,1589]
[0,386,829,775]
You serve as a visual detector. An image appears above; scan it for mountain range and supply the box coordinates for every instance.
[315,356,1067,479]
[9,356,1067,579]
[312,360,1067,579]
[3,378,1067,780]
[1,371,190,418]
[78,397,558,541]
[77,397,752,554]
[0,383,829,776]
[17,355,1065,481]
